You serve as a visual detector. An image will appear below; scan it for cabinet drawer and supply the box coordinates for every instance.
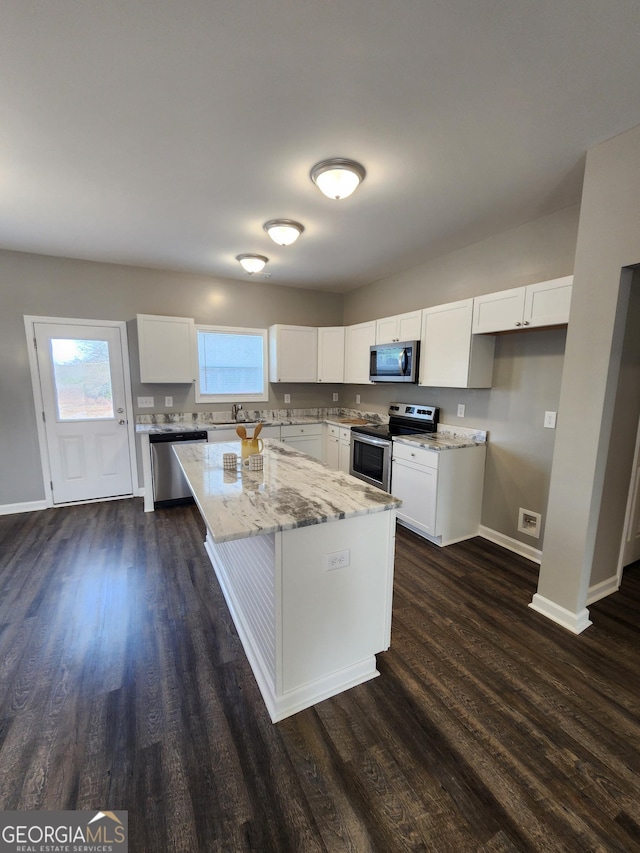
[339,427,351,442]
[326,424,340,438]
[281,423,322,438]
[392,441,439,469]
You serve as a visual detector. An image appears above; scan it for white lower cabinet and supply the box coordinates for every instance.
[392,440,486,546]
[324,424,352,471]
[324,425,340,468]
[280,423,323,460]
[339,428,351,473]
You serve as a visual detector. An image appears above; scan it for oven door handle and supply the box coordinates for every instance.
[353,434,391,448]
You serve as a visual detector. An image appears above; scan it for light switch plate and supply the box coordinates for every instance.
[457,404,465,417]
[165,396,173,407]
[332,393,339,402]
[284,394,291,404]
[137,396,154,408]
[544,411,557,429]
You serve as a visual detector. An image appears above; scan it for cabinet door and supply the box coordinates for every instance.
[524,275,573,327]
[344,321,376,384]
[339,429,351,473]
[375,316,399,344]
[392,458,437,535]
[420,299,494,388]
[280,434,323,460]
[397,310,422,342]
[325,434,339,468]
[472,288,526,333]
[376,311,422,343]
[137,314,195,383]
[317,327,345,383]
[269,325,318,382]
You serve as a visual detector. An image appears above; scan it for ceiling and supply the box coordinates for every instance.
[1,1,640,293]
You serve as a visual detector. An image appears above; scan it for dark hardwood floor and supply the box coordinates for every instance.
[1,499,640,852]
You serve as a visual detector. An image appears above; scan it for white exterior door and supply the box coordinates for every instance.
[33,321,133,504]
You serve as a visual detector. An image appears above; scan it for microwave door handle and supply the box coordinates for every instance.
[399,347,408,375]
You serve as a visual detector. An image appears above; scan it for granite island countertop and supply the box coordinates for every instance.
[173,439,401,542]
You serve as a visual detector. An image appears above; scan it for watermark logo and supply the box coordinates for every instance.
[0,810,128,853]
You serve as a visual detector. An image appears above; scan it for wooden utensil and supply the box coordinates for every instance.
[236,424,247,439]
[253,423,263,440]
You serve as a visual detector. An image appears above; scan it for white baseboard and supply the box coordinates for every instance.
[528,593,592,634]
[478,525,542,563]
[587,575,620,605]
[0,499,48,516]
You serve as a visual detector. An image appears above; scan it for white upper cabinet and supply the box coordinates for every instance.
[137,314,195,383]
[268,324,318,382]
[524,276,573,327]
[375,310,423,343]
[317,326,345,383]
[344,321,376,384]
[420,299,495,388]
[472,275,573,334]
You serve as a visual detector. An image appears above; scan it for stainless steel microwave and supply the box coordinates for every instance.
[369,340,420,383]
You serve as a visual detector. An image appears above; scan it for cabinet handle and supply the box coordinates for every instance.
[515,321,522,326]
[523,320,529,326]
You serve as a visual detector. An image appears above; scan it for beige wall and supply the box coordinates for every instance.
[343,204,579,322]
[341,204,580,548]
[538,123,640,616]
[0,250,342,505]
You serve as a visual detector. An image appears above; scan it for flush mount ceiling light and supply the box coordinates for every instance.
[236,253,269,274]
[263,219,305,246]
[310,158,366,200]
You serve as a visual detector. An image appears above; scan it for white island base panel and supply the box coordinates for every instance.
[204,511,396,723]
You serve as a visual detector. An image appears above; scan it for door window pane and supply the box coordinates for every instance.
[51,338,115,420]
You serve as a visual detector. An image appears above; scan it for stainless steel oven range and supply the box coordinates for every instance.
[350,403,439,491]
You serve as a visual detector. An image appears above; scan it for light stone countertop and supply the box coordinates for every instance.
[135,416,323,434]
[393,433,486,451]
[173,439,401,543]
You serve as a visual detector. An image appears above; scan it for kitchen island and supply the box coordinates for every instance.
[174,439,401,722]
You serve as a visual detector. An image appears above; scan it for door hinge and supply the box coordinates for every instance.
[33,337,37,349]
[50,481,53,491]
[42,411,46,423]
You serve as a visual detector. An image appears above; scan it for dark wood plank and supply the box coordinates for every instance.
[1,500,640,852]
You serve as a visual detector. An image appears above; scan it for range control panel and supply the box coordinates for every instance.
[388,403,439,424]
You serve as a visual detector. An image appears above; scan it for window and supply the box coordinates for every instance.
[195,325,268,403]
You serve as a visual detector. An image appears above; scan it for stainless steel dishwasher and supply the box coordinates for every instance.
[149,430,209,507]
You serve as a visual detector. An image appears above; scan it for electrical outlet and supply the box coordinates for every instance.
[333,392,339,402]
[355,394,361,405]
[457,403,465,417]
[137,396,154,408]
[518,508,541,538]
[284,393,291,404]
[544,411,557,429]
[165,396,173,407]
[326,549,350,570]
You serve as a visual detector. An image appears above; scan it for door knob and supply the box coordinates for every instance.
[118,419,126,425]
[117,407,125,413]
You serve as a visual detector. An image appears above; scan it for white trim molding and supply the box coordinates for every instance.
[528,594,592,634]
[0,500,48,516]
[587,575,620,605]
[478,525,542,563]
